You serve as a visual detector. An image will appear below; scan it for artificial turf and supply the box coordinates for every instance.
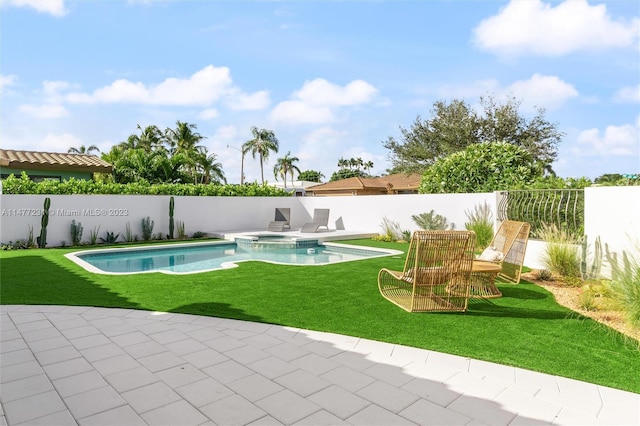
[1,239,639,394]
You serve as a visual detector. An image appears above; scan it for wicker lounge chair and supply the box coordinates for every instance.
[267,208,291,232]
[301,208,330,233]
[469,220,531,298]
[378,230,476,312]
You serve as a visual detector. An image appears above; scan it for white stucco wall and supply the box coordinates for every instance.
[2,187,638,278]
[584,186,640,277]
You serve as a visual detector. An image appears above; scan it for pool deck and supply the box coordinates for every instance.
[2,305,639,425]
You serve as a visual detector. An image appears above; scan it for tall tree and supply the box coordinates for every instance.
[297,170,324,183]
[68,144,100,155]
[242,126,279,184]
[121,124,165,152]
[384,96,563,175]
[196,149,226,184]
[273,151,300,188]
[165,121,206,183]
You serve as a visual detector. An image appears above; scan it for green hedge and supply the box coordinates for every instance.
[1,173,289,197]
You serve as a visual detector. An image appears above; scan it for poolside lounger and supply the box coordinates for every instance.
[378,230,476,312]
[300,208,330,233]
[267,208,291,232]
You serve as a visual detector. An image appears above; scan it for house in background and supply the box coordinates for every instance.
[0,149,113,182]
[305,173,422,196]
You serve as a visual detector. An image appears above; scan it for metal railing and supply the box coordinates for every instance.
[497,189,584,239]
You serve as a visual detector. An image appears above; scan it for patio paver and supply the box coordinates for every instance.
[1,305,638,426]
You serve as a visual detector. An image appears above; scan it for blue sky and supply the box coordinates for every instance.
[1,0,638,184]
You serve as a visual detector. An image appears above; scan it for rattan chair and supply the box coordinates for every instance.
[470,220,531,298]
[378,230,476,312]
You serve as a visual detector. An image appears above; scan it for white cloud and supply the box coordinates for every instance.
[271,78,378,124]
[2,0,67,17]
[0,74,17,93]
[271,100,334,124]
[197,108,219,120]
[294,78,378,107]
[507,74,578,110]
[613,85,640,103]
[577,117,640,156]
[66,65,231,105]
[38,133,83,152]
[18,103,69,118]
[473,0,640,56]
[63,65,266,108]
[226,90,270,111]
[436,74,577,111]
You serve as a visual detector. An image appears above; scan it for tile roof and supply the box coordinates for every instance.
[307,173,422,194]
[0,149,113,173]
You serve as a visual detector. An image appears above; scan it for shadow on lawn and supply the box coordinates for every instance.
[170,302,265,323]
[466,285,572,320]
[0,255,139,309]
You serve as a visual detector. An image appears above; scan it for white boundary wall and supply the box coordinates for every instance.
[1,187,638,276]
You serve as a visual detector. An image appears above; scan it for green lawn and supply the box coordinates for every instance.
[1,239,639,394]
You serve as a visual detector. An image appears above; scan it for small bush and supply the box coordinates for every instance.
[99,231,120,244]
[464,202,494,248]
[70,220,83,246]
[378,216,407,242]
[89,226,100,245]
[141,217,154,241]
[539,223,581,282]
[605,245,640,328]
[412,210,447,230]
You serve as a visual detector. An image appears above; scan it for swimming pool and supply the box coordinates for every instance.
[66,240,402,275]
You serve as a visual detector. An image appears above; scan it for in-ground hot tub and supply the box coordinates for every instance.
[234,234,318,250]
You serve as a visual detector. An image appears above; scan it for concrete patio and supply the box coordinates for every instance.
[1,305,638,425]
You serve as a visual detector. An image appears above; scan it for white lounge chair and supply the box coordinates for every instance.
[301,208,330,233]
[267,208,291,232]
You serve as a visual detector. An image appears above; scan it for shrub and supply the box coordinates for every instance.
[89,226,100,245]
[464,202,493,248]
[141,217,154,241]
[99,231,120,244]
[538,223,581,282]
[411,210,447,230]
[70,220,83,246]
[419,142,541,194]
[605,245,640,328]
[1,172,289,196]
[378,216,407,242]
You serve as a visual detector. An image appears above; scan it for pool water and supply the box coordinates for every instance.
[68,241,400,275]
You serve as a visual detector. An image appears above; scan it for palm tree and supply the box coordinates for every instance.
[364,160,374,176]
[242,126,279,185]
[337,158,349,170]
[68,144,100,155]
[165,121,206,182]
[196,149,226,184]
[273,152,301,188]
[122,124,165,152]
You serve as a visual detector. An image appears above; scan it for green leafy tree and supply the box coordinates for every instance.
[297,170,324,183]
[330,157,369,181]
[121,124,165,152]
[273,151,300,188]
[165,121,206,183]
[242,126,279,184]
[330,169,366,182]
[418,142,542,194]
[384,96,563,175]
[195,149,226,184]
[68,144,100,154]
